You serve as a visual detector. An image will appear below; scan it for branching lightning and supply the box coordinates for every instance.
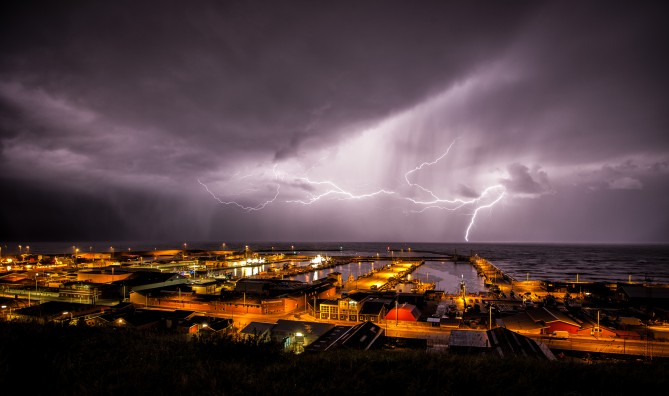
[198,140,506,241]
[400,140,507,240]
[286,177,396,205]
[197,165,281,212]
[464,185,506,242]
[404,138,459,201]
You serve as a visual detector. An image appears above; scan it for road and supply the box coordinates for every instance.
[528,334,669,358]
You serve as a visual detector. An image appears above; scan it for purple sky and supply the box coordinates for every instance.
[1,1,668,244]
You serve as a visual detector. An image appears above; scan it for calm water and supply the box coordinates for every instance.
[8,241,669,286]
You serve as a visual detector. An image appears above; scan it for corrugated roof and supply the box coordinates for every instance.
[449,330,489,349]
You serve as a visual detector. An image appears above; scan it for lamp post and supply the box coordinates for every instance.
[489,303,492,330]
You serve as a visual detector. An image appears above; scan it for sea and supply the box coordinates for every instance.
[7,241,669,294]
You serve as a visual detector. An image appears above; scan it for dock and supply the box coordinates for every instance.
[344,260,426,292]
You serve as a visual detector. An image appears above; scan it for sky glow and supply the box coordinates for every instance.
[1,1,667,243]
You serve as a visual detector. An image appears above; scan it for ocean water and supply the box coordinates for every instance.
[7,241,669,285]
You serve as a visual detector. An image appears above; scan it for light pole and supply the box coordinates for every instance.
[489,304,492,330]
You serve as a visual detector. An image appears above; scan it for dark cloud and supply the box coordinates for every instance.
[456,184,479,199]
[1,1,668,243]
[500,163,552,196]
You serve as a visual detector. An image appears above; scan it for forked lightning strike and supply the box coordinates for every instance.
[404,139,458,201]
[464,186,506,242]
[197,166,281,212]
[198,140,506,241]
[286,177,395,205]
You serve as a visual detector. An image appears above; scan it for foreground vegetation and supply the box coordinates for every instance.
[1,322,667,396]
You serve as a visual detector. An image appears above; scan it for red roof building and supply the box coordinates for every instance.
[384,303,420,322]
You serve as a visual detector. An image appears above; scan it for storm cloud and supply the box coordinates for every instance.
[1,0,668,244]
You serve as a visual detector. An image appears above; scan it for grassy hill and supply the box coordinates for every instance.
[1,322,667,395]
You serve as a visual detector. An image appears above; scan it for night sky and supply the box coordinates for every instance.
[1,1,668,244]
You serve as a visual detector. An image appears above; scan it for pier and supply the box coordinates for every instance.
[344,260,427,292]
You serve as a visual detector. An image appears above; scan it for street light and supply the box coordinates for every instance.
[395,299,399,326]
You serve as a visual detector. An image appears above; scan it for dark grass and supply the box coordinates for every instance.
[1,322,667,396]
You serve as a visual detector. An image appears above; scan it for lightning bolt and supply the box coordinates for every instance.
[464,185,506,242]
[400,140,507,240]
[286,177,395,205]
[404,138,459,201]
[197,165,281,212]
[199,140,506,241]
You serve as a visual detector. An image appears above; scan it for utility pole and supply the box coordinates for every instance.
[489,304,492,330]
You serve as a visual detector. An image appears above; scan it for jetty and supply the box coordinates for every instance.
[344,260,426,292]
